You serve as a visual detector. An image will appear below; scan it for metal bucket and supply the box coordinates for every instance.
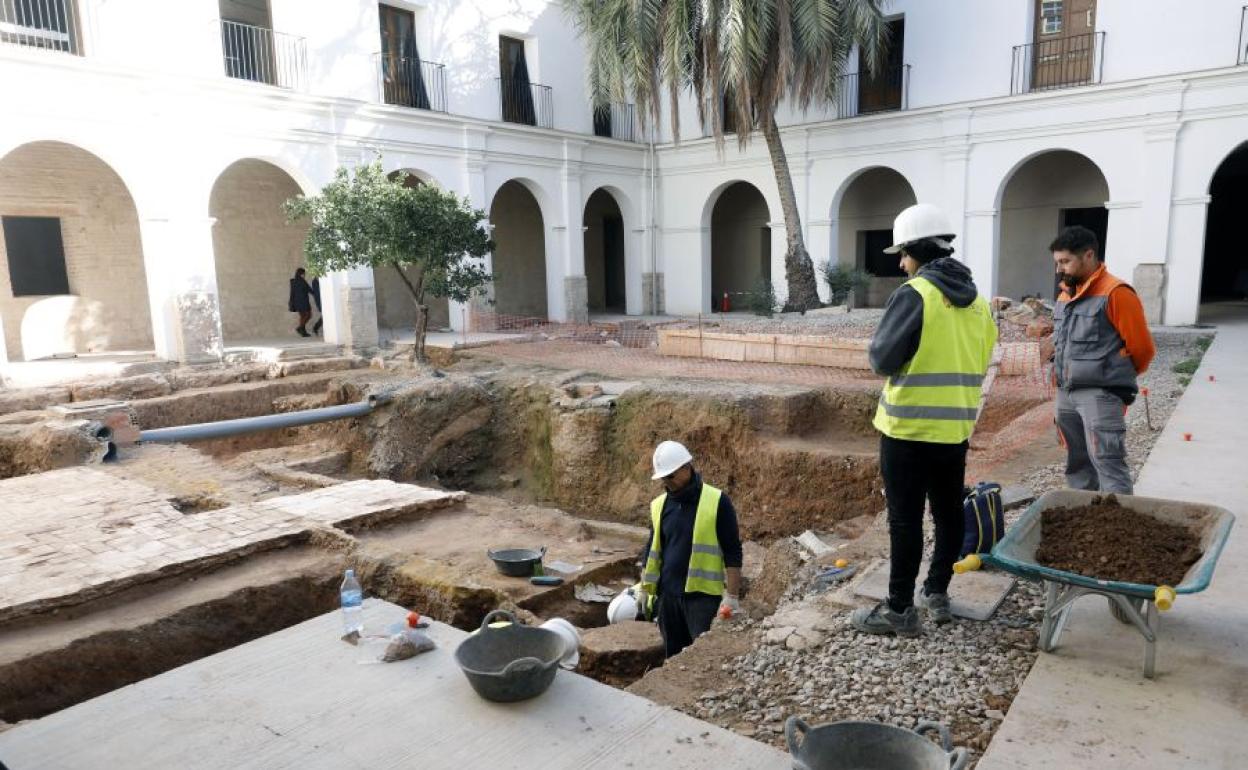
[785,717,968,770]
[454,610,563,703]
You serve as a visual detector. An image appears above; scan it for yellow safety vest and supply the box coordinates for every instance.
[640,484,726,606]
[872,276,997,444]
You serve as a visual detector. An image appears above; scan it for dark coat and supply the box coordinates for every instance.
[289,276,313,313]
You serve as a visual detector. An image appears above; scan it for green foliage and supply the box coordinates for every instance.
[1196,335,1213,353]
[1171,358,1200,376]
[283,162,493,305]
[745,277,780,317]
[822,263,871,307]
[1178,375,1192,388]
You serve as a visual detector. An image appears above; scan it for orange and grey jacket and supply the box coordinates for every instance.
[1053,265,1155,397]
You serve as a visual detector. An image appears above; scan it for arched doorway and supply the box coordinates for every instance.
[710,181,770,311]
[0,141,153,360]
[210,159,310,342]
[583,188,626,314]
[836,167,917,307]
[489,180,548,320]
[998,150,1109,300]
[374,170,451,338]
[1201,142,1248,316]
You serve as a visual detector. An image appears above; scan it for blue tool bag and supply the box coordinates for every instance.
[960,482,1005,558]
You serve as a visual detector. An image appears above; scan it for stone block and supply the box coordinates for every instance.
[641,272,665,316]
[564,275,589,324]
[1133,264,1166,325]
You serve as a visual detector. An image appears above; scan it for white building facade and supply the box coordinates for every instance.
[2,0,1247,362]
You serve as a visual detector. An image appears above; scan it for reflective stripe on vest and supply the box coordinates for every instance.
[872,275,997,444]
[640,484,726,599]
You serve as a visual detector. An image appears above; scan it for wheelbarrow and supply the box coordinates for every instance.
[962,489,1234,678]
[785,717,968,770]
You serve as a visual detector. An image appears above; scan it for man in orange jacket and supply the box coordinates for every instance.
[1046,226,1155,494]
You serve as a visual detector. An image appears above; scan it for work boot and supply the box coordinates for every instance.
[918,587,953,625]
[296,326,311,338]
[850,601,922,637]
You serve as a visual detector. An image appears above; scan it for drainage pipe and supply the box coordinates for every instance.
[138,393,392,444]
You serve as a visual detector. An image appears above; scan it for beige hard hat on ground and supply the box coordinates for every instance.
[651,440,693,479]
[884,203,956,254]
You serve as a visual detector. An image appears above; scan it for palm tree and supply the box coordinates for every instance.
[563,0,889,311]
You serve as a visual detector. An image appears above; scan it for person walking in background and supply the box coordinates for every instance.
[310,275,324,335]
[289,267,314,338]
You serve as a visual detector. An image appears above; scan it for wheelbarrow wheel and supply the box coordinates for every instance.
[1109,596,1144,625]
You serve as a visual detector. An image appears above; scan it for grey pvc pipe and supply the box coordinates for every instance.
[138,393,391,444]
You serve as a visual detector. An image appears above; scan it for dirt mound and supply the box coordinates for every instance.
[1036,495,1202,585]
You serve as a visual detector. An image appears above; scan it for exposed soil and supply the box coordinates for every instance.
[1036,495,1203,586]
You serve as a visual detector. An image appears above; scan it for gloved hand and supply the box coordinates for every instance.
[717,594,741,620]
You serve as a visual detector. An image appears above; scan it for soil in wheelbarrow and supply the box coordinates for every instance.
[1036,495,1202,586]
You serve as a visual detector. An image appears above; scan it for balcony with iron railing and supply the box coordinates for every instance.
[0,0,81,55]
[376,54,448,112]
[592,103,637,142]
[1011,31,1105,95]
[836,64,910,119]
[218,19,306,90]
[497,77,553,129]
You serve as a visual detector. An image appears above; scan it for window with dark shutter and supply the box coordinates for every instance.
[2,216,70,296]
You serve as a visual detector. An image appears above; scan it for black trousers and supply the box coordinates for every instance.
[655,592,720,658]
[880,434,967,612]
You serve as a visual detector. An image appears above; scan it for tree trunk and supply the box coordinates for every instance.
[391,264,429,363]
[760,111,822,312]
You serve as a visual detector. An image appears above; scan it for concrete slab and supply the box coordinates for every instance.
[253,479,465,530]
[0,599,791,769]
[852,557,1015,621]
[980,316,1247,769]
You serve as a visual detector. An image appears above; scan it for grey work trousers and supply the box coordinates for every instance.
[1055,386,1133,494]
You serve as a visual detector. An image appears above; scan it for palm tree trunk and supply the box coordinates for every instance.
[391,264,429,363]
[760,111,821,311]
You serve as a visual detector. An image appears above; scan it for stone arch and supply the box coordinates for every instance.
[209,158,311,342]
[832,166,918,307]
[489,178,549,320]
[0,140,154,360]
[583,187,629,314]
[703,180,774,311]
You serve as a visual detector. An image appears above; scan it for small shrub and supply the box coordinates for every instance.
[1178,375,1192,387]
[1171,358,1200,375]
[822,263,871,307]
[745,277,780,317]
[1196,335,1213,353]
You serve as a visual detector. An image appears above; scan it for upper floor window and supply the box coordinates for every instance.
[1041,1,1063,35]
[0,0,82,55]
[2,216,70,296]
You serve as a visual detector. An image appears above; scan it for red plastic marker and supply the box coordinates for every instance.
[1183,433,1193,442]
[1209,375,1216,382]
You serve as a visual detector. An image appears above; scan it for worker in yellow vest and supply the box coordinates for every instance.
[638,441,743,658]
[851,204,998,637]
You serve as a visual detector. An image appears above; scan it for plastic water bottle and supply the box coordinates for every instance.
[340,569,363,635]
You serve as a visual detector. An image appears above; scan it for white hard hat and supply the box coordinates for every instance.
[607,588,640,624]
[538,617,581,669]
[651,440,693,480]
[884,203,955,254]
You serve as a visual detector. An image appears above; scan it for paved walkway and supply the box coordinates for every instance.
[0,599,791,769]
[0,470,461,623]
[980,311,1248,769]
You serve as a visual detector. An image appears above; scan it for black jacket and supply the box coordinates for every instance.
[868,257,982,376]
[640,473,743,598]
[288,276,313,313]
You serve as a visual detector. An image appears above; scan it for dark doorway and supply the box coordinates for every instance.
[583,188,627,314]
[1058,206,1108,298]
[603,216,626,311]
[863,229,904,277]
[1202,142,1248,302]
[858,17,905,113]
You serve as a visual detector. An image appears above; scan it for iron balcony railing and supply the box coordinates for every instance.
[218,19,307,91]
[0,0,81,55]
[836,64,911,118]
[498,77,553,129]
[1238,5,1247,65]
[1011,31,1106,95]
[377,55,448,112]
[593,102,637,142]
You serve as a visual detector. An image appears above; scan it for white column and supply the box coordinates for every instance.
[808,219,834,303]
[964,209,999,298]
[659,226,708,315]
[1164,196,1210,326]
[321,267,378,351]
[768,220,789,308]
[558,140,588,324]
[458,133,491,331]
[137,213,223,363]
[1103,200,1145,278]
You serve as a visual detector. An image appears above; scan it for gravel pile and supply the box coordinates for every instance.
[688,579,1042,762]
[1021,330,1214,494]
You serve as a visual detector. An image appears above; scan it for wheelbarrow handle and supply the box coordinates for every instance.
[784,716,810,758]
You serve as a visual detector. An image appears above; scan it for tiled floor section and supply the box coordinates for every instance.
[0,468,462,623]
